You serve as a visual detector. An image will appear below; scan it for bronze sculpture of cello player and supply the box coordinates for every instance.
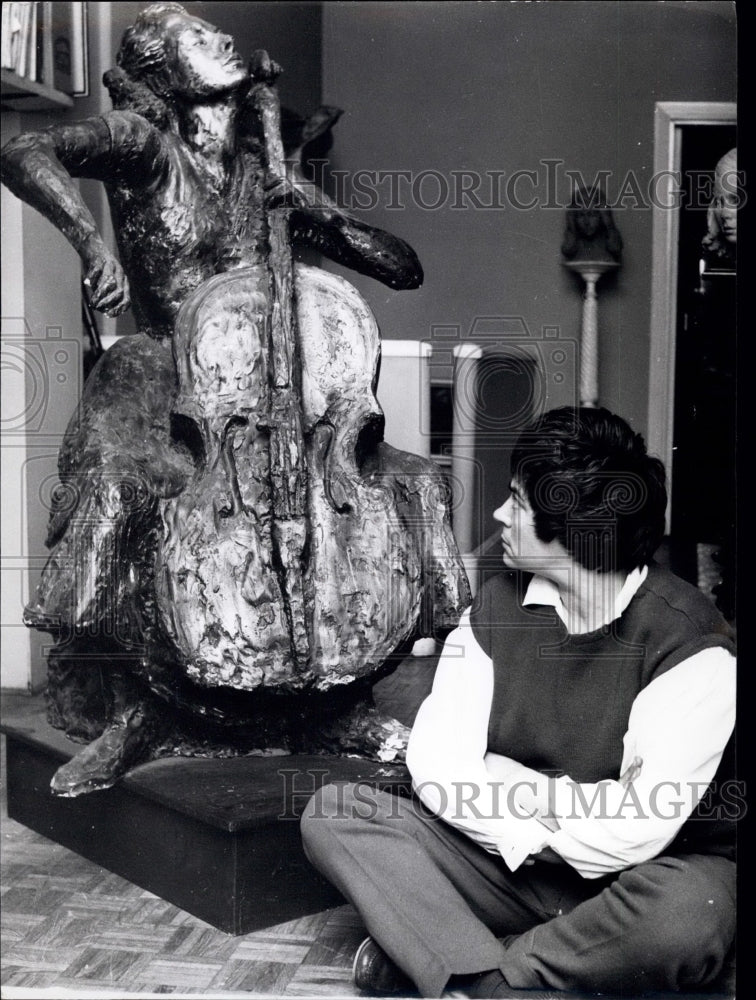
[1,3,470,795]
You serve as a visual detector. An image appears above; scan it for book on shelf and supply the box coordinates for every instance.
[38,1,54,85]
[1,4,17,71]
[16,2,28,77]
[50,1,87,95]
[50,0,73,92]
[0,6,8,70]
[1,3,27,75]
[1,2,33,78]
[1,1,88,94]
[27,1,37,82]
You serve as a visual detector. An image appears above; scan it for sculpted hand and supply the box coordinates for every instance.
[264,172,310,212]
[249,49,282,84]
[83,244,130,317]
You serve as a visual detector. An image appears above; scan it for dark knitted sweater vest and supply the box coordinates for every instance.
[470,562,736,857]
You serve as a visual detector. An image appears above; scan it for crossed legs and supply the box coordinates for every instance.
[301,784,735,997]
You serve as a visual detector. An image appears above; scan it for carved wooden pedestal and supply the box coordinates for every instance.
[2,704,410,935]
[562,259,619,408]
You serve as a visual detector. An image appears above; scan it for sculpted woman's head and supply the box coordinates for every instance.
[560,185,623,263]
[115,3,247,103]
[711,147,738,245]
[702,147,738,263]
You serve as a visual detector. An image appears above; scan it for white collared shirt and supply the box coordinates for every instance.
[523,564,647,631]
[406,567,736,878]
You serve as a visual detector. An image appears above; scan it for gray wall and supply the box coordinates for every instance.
[321,0,736,439]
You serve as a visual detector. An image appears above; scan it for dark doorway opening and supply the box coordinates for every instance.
[670,124,736,621]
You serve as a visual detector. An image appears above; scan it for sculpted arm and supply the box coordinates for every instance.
[0,116,145,315]
[248,53,423,292]
[284,164,424,290]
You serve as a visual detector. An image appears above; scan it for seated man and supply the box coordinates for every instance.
[301,406,736,997]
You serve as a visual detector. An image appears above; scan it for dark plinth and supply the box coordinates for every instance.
[1,700,411,934]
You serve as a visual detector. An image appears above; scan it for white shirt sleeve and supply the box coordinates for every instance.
[549,646,736,877]
[406,610,553,871]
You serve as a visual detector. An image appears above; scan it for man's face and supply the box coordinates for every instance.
[163,13,247,99]
[493,479,570,575]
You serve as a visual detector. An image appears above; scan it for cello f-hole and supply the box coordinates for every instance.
[315,422,352,514]
[219,415,249,518]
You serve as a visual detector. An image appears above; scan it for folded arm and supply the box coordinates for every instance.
[545,648,736,876]
[406,610,552,871]
[483,648,735,877]
[407,613,735,879]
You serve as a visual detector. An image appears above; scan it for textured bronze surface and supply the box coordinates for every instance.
[1,4,470,796]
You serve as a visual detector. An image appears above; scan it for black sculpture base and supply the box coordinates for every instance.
[1,703,411,935]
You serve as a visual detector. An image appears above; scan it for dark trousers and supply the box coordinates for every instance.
[301,784,735,998]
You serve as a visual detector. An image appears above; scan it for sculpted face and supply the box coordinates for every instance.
[713,193,737,244]
[713,187,737,245]
[162,12,247,98]
[575,208,601,239]
[712,148,738,245]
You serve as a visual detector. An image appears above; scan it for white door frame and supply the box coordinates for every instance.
[647,101,736,531]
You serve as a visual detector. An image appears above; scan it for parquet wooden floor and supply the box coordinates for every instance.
[1,697,736,1000]
[0,731,392,1000]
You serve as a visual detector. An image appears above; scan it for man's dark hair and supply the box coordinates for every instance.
[511,406,667,573]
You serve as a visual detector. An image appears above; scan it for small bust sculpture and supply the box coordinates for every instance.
[561,185,623,264]
[702,147,737,269]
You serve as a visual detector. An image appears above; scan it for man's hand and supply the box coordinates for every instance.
[484,752,558,829]
[82,242,130,317]
[532,846,564,864]
[619,756,643,789]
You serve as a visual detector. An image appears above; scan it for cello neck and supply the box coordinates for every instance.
[248,52,310,666]
[248,49,288,180]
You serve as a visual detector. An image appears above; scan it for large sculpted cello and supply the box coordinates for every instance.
[1,5,470,795]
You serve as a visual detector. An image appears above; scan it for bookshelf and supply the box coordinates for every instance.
[1,67,73,110]
[1,2,87,111]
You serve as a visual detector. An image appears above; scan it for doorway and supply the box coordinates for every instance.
[647,103,736,620]
[671,124,736,617]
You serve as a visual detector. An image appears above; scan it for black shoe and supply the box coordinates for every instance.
[353,936,415,995]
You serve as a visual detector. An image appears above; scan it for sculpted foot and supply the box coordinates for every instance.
[317,702,411,763]
[50,704,158,797]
